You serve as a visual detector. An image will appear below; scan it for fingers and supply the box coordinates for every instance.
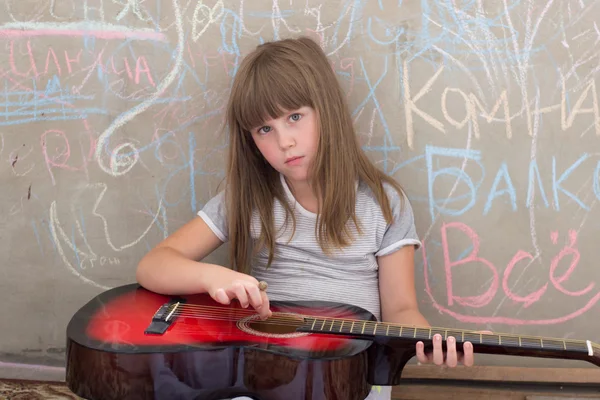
[415,334,476,368]
[243,281,271,320]
[432,334,444,366]
[240,281,271,320]
[462,341,474,367]
[445,336,458,368]
[227,281,250,308]
[244,281,264,310]
[416,341,429,364]
[213,288,230,305]
[213,280,272,320]
[259,290,272,320]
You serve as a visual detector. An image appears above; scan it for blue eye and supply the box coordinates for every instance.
[290,113,301,122]
[258,126,271,134]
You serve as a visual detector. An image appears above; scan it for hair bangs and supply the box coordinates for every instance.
[233,52,314,133]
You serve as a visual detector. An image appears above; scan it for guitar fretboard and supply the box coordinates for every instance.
[298,317,597,356]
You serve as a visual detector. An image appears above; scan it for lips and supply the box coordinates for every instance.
[285,156,303,163]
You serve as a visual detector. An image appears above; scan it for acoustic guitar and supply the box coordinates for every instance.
[65,283,600,400]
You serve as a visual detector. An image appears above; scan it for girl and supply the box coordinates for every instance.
[137,36,477,400]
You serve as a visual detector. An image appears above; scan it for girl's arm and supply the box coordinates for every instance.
[136,216,226,295]
[378,245,429,325]
[377,245,475,367]
[136,217,271,319]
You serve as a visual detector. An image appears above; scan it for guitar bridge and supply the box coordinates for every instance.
[144,298,185,335]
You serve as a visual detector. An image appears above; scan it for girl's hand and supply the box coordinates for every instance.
[416,331,492,368]
[206,270,272,320]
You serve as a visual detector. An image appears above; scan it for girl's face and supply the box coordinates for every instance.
[250,106,319,186]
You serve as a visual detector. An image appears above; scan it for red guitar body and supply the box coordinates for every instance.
[66,284,408,400]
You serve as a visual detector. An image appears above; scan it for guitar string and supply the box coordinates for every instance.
[164,305,590,345]
[134,318,595,354]
[173,312,304,325]
[169,313,525,344]
[174,304,518,333]
[164,310,588,346]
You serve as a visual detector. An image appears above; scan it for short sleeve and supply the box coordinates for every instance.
[375,185,421,257]
[197,190,228,242]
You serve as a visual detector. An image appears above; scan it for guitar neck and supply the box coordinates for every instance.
[297,317,600,366]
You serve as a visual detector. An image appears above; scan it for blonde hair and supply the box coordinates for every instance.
[224,36,404,274]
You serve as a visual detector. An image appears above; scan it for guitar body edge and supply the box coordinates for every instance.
[66,336,373,400]
[64,284,392,400]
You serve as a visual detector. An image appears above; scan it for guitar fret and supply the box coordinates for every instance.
[373,323,378,335]
[330,319,343,332]
[463,332,481,344]
[481,334,500,345]
[320,319,326,331]
[387,325,401,336]
[415,328,431,340]
[446,330,464,341]
[542,339,567,350]
[403,327,416,338]
[520,337,542,348]
[430,328,445,338]
[309,318,322,331]
[500,335,520,345]
[340,321,352,334]
[565,341,590,352]
[361,322,366,334]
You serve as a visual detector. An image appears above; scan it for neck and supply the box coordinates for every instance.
[284,176,321,213]
[285,176,314,198]
[296,316,600,367]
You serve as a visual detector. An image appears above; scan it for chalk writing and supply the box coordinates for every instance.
[7,42,157,87]
[192,0,225,42]
[0,21,167,41]
[94,0,185,176]
[423,222,600,325]
[423,146,600,219]
[403,62,600,149]
[47,182,164,289]
[81,256,121,270]
[4,0,156,28]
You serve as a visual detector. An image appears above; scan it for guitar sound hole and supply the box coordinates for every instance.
[238,313,309,338]
[248,320,298,335]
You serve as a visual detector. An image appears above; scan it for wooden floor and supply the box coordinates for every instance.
[393,386,600,400]
[392,365,600,400]
[1,366,599,399]
[0,378,82,399]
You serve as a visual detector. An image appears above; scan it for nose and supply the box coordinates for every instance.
[277,128,295,149]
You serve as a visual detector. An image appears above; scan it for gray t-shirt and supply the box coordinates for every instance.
[198,173,421,320]
[198,173,421,399]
